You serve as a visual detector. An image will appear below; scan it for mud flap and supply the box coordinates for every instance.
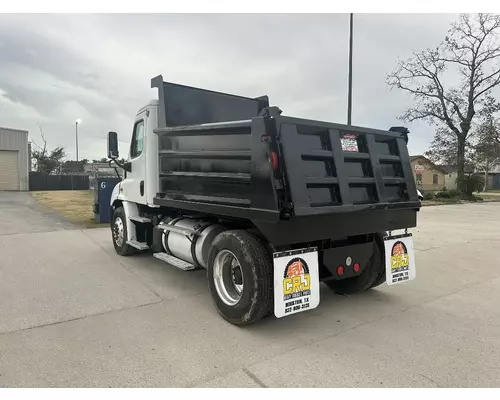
[384,233,416,285]
[273,247,320,318]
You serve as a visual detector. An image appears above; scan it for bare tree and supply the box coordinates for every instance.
[31,126,66,174]
[424,127,475,166]
[387,13,500,185]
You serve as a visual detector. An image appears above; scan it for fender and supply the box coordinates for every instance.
[109,181,140,242]
[110,181,125,206]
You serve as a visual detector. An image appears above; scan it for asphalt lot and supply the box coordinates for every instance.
[1,192,499,387]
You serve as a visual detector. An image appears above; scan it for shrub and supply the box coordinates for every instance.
[462,195,483,202]
[435,191,454,198]
[435,189,461,199]
[457,174,484,197]
[423,191,435,200]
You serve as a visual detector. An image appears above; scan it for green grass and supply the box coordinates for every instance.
[422,198,462,206]
[480,191,500,196]
[31,190,106,228]
[422,193,500,206]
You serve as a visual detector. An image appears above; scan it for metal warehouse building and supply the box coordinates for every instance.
[0,127,30,191]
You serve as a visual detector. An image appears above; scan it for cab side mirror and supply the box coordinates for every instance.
[108,131,119,159]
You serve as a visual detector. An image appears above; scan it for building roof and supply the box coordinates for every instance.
[475,166,500,174]
[439,165,457,173]
[409,155,447,173]
[437,164,475,173]
[0,126,29,133]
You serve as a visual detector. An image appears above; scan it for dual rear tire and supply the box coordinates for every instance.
[207,230,273,326]
[324,235,386,294]
[207,231,386,324]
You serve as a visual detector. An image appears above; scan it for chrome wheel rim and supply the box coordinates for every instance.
[213,250,244,306]
[113,217,124,247]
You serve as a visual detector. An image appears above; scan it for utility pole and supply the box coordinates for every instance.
[75,119,81,162]
[484,155,489,192]
[347,13,353,125]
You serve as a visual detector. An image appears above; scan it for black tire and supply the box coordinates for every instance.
[207,230,273,326]
[368,234,387,289]
[324,239,384,294]
[111,207,136,256]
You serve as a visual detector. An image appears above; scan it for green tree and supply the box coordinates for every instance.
[457,173,484,196]
[473,118,500,189]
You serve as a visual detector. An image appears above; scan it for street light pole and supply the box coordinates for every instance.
[75,119,81,162]
[347,13,353,126]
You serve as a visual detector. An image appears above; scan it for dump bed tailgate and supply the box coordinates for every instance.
[276,117,420,216]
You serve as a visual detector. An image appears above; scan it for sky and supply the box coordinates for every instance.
[0,13,460,160]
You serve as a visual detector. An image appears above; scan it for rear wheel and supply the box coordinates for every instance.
[207,230,273,326]
[111,207,136,256]
[324,239,384,294]
[368,234,387,289]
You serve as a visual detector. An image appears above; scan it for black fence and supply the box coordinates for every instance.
[29,172,90,191]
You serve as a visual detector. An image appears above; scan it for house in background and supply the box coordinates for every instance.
[409,155,446,191]
[491,168,500,190]
[441,165,459,190]
[474,167,500,190]
[441,164,477,190]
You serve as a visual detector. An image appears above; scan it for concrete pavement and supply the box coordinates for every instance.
[0,193,499,387]
[0,191,75,235]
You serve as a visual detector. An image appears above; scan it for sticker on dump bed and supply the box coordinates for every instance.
[273,247,320,318]
[341,133,359,152]
[384,234,416,285]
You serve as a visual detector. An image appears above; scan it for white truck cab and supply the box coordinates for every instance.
[118,100,160,206]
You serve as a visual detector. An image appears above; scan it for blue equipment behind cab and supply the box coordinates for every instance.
[94,178,122,224]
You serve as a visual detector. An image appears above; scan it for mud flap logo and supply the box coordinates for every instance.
[282,258,311,315]
[283,258,311,300]
[390,241,410,283]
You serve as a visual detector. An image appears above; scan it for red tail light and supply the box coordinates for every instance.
[270,152,279,170]
[353,263,360,273]
[337,266,344,276]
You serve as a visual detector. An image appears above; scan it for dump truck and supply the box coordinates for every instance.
[107,75,420,326]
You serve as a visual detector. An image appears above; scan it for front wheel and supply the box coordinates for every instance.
[207,230,273,326]
[111,207,136,256]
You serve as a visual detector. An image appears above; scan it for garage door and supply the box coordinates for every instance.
[0,150,20,191]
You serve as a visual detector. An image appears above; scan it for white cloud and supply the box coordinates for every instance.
[0,13,471,160]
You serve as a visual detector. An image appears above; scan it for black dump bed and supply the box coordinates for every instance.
[152,75,420,246]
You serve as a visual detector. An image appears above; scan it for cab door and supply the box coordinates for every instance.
[121,113,147,204]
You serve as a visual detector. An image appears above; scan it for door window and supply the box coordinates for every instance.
[130,120,145,159]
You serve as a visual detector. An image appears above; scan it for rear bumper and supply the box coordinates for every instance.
[319,240,374,281]
[254,207,417,247]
